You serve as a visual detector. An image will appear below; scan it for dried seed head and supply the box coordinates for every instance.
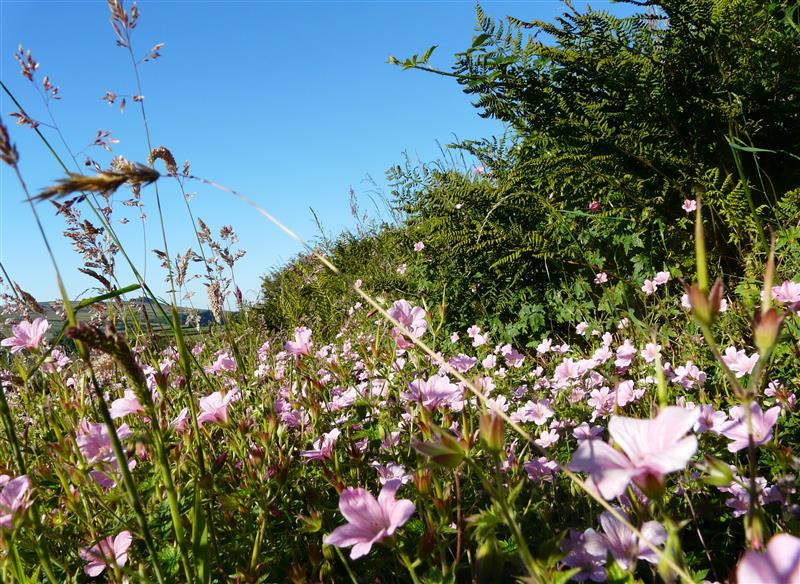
[0,121,19,166]
[35,164,159,202]
[207,281,224,324]
[148,146,178,176]
[14,283,46,314]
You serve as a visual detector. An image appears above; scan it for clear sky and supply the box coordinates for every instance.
[1,0,627,309]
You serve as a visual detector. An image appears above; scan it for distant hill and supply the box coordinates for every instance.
[2,296,216,341]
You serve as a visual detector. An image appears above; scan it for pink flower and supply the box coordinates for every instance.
[109,390,144,419]
[387,300,427,348]
[772,280,800,305]
[721,347,759,378]
[205,351,236,374]
[640,342,661,364]
[76,421,136,488]
[0,475,32,528]
[682,199,697,213]
[653,271,671,286]
[323,480,415,559]
[396,263,407,275]
[536,338,552,354]
[413,241,425,252]
[448,353,477,373]
[1,317,49,353]
[511,400,554,425]
[285,327,313,357]
[718,402,780,452]
[197,389,240,427]
[401,375,463,411]
[641,279,657,295]
[523,457,559,483]
[370,462,411,485]
[594,272,608,285]
[737,533,800,583]
[170,407,190,433]
[568,406,700,499]
[583,509,666,570]
[572,422,603,441]
[79,530,132,577]
[588,200,601,212]
[535,429,560,448]
[301,428,341,461]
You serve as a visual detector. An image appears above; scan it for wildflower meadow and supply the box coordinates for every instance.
[1,1,800,582]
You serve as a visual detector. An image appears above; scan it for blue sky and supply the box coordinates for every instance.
[1,0,627,308]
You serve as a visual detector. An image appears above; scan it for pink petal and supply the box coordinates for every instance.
[639,435,698,475]
[350,540,374,560]
[324,523,375,548]
[338,488,384,531]
[568,439,633,474]
[114,530,132,558]
[386,499,415,535]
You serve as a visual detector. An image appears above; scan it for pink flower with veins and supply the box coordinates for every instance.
[771,280,800,305]
[79,530,132,577]
[641,279,657,295]
[721,347,759,378]
[285,327,312,357]
[568,406,700,499]
[718,402,780,452]
[324,480,415,559]
[1,317,49,353]
[401,375,463,411]
[535,429,560,448]
[583,508,666,570]
[0,474,32,528]
[594,272,608,285]
[197,389,240,427]
[387,300,427,348]
[370,461,411,485]
[413,241,425,252]
[737,533,800,583]
[682,199,697,213]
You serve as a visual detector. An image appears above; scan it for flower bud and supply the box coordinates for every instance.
[702,456,735,487]
[753,307,784,355]
[479,412,504,454]
[413,468,432,494]
[687,279,723,327]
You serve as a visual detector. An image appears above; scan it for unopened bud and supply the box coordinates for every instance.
[753,307,784,355]
[703,456,735,487]
[413,468,432,494]
[687,279,724,327]
[480,412,504,453]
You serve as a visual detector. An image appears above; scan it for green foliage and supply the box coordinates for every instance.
[384,0,800,342]
[259,225,411,337]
